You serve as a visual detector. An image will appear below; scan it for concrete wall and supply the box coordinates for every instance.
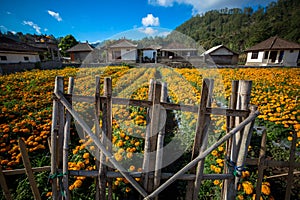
[0,60,62,75]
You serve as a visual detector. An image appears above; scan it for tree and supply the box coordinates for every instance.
[58,34,78,57]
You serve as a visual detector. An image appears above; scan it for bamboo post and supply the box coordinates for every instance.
[18,138,41,200]
[99,77,113,199]
[185,78,213,200]
[0,166,12,200]
[193,79,214,199]
[62,77,74,200]
[143,79,155,191]
[222,80,239,199]
[255,128,267,200]
[234,81,252,188]
[51,76,64,199]
[146,81,162,193]
[154,82,168,192]
[284,131,297,200]
[144,110,260,200]
[94,76,101,200]
[54,90,148,197]
[57,77,66,169]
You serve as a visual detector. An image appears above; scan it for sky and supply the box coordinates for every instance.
[0,0,276,43]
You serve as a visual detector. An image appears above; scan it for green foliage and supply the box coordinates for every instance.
[175,0,300,53]
[58,34,79,57]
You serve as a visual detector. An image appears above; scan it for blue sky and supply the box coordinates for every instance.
[1,0,275,43]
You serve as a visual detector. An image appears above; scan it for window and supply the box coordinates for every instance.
[251,51,258,59]
[24,56,29,61]
[0,56,7,61]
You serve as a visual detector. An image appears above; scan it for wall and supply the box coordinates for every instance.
[0,52,40,63]
[0,61,62,75]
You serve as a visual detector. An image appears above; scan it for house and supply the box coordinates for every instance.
[203,44,239,65]
[245,36,300,66]
[0,36,43,64]
[106,39,138,62]
[160,42,198,61]
[66,42,94,63]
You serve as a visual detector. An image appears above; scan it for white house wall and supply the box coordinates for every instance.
[0,52,40,63]
[245,51,264,65]
[283,50,299,66]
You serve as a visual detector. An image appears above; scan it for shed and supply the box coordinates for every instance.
[203,45,239,65]
[66,42,94,63]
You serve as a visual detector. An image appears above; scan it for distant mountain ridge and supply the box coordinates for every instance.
[175,0,300,53]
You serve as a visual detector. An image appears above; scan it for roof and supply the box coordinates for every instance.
[108,39,138,48]
[203,44,238,55]
[245,36,300,52]
[0,36,44,53]
[66,42,94,52]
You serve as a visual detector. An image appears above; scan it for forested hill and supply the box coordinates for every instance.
[175,0,300,53]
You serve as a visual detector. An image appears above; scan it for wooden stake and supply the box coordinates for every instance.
[53,91,148,197]
[62,77,74,200]
[18,138,41,200]
[0,166,12,200]
[285,131,297,200]
[51,76,63,199]
[144,110,260,200]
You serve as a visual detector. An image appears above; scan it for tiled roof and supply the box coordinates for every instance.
[0,36,44,52]
[245,36,300,51]
[66,42,94,52]
[108,39,138,48]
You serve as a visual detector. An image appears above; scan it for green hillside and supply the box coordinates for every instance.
[175,0,300,53]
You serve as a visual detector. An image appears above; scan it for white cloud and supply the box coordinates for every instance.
[142,14,160,27]
[148,0,274,15]
[47,10,62,22]
[139,27,158,35]
[23,21,41,34]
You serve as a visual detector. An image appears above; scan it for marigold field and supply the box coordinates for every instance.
[0,66,299,199]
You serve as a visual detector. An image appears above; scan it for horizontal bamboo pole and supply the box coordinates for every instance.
[67,94,249,117]
[66,170,233,180]
[2,166,51,176]
[54,91,148,198]
[144,110,260,200]
[246,159,300,168]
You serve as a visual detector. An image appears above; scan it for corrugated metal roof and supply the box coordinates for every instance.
[245,36,300,51]
[66,42,94,52]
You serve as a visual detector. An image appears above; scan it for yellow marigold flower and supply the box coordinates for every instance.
[242,170,250,178]
[134,141,140,147]
[218,146,224,152]
[114,153,123,161]
[213,180,220,185]
[237,194,244,200]
[120,132,126,138]
[129,165,135,171]
[211,150,218,156]
[74,180,83,188]
[83,152,89,159]
[214,167,221,174]
[117,140,124,147]
[242,181,254,195]
[287,136,293,141]
[125,187,131,193]
[126,152,133,159]
[114,180,120,186]
[261,184,271,195]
